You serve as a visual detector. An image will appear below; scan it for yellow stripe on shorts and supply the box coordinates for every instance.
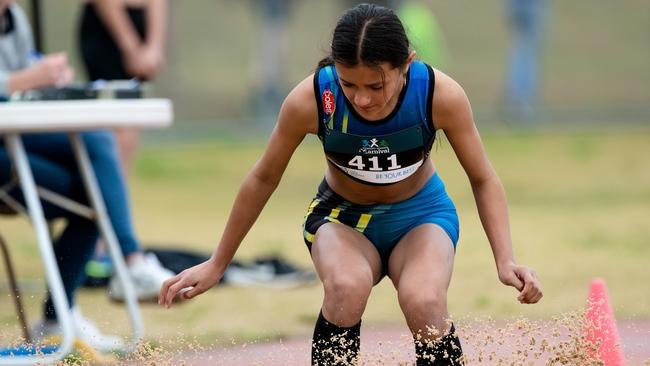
[355,213,372,233]
[307,199,320,215]
[329,207,341,219]
[303,230,315,244]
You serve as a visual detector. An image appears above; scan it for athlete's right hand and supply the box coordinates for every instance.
[158,258,225,308]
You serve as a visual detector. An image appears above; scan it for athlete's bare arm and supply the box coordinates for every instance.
[207,75,318,271]
[433,69,542,304]
[159,75,318,306]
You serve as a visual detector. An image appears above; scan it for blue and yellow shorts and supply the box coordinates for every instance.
[302,172,459,272]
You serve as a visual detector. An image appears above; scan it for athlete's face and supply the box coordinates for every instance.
[335,61,408,121]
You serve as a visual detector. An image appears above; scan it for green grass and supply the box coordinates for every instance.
[1,129,649,346]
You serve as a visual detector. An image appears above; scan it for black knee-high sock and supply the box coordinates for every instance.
[311,310,361,366]
[414,323,464,366]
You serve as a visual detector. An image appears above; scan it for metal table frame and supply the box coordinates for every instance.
[0,99,173,365]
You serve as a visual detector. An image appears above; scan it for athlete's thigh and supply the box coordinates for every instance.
[387,224,455,291]
[311,222,382,285]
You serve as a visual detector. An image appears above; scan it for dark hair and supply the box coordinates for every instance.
[318,3,410,69]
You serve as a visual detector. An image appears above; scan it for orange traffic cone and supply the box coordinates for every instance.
[585,278,626,366]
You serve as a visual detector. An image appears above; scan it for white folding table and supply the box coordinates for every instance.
[0,99,173,365]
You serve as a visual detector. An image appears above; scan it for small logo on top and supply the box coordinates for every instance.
[359,138,390,154]
[323,90,335,115]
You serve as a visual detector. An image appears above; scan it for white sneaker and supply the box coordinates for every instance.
[222,263,275,286]
[31,307,124,353]
[108,253,174,302]
[71,307,124,352]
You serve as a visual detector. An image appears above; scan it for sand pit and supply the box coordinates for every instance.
[114,318,650,365]
[2,316,648,365]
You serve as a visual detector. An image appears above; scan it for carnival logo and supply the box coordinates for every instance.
[323,89,335,115]
[359,138,390,154]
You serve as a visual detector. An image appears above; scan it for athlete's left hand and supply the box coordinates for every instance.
[497,261,543,304]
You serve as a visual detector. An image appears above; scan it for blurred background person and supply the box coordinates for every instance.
[0,2,72,96]
[250,0,293,125]
[0,0,126,351]
[78,0,168,175]
[502,0,548,122]
[77,0,170,290]
[397,0,447,69]
[3,0,173,301]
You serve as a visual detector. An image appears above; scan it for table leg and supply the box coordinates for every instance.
[0,134,74,365]
[68,133,144,351]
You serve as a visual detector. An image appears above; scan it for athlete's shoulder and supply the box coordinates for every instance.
[283,73,317,115]
[280,74,319,135]
[408,60,431,79]
[314,64,338,83]
[431,69,472,130]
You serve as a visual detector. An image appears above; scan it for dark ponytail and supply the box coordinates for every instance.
[318,3,410,69]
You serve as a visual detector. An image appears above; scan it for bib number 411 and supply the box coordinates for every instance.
[348,154,401,171]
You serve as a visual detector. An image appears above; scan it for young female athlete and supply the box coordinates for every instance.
[159,4,542,365]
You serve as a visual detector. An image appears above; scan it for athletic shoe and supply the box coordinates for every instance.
[222,261,275,286]
[222,257,317,289]
[108,253,174,302]
[255,257,318,288]
[30,307,124,353]
[83,254,113,288]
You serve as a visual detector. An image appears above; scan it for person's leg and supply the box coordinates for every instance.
[20,132,140,257]
[505,0,546,119]
[77,131,173,301]
[39,210,123,353]
[17,133,172,302]
[2,143,130,350]
[310,223,382,365]
[80,131,140,257]
[0,147,97,318]
[42,216,99,320]
[0,139,87,216]
[388,224,464,365]
[114,128,140,178]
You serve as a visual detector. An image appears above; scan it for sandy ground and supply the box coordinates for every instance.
[132,320,650,365]
[2,320,648,365]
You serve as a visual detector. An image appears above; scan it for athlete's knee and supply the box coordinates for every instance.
[322,271,372,305]
[398,287,447,317]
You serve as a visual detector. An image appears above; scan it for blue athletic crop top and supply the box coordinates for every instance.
[314,60,437,185]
